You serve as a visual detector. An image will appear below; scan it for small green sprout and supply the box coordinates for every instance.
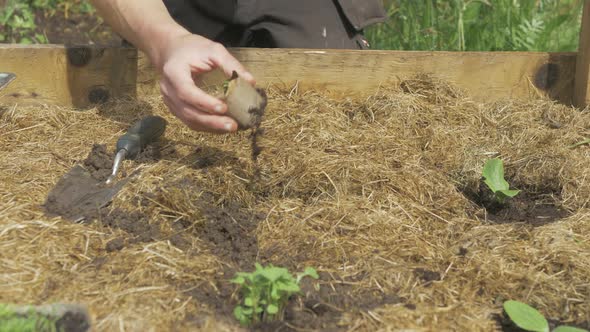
[503,300,588,332]
[482,158,520,204]
[230,263,319,327]
[0,304,59,332]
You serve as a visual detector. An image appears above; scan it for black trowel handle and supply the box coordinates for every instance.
[116,115,167,158]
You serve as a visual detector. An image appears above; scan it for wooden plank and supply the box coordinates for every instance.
[139,49,577,105]
[0,45,137,108]
[0,45,577,107]
[574,0,590,109]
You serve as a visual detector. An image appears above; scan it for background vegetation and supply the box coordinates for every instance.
[366,0,585,51]
[0,0,585,51]
[0,0,94,43]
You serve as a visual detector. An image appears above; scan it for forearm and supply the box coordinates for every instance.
[89,0,189,65]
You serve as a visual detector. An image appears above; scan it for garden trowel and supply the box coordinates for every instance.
[44,116,167,222]
[0,72,16,91]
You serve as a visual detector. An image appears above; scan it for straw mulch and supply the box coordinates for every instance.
[1,76,589,331]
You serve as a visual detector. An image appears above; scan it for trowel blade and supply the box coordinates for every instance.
[44,165,129,222]
[0,72,16,91]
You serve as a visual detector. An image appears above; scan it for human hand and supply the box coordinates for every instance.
[152,33,255,133]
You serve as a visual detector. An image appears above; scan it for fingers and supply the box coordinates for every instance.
[161,82,238,134]
[210,43,256,85]
[162,61,227,114]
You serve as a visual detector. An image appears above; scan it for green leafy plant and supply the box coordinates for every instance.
[0,304,59,332]
[0,0,95,44]
[0,0,45,44]
[503,300,588,332]
[366,0,584,52]
[230,263,319,327]
[482,158,520,204]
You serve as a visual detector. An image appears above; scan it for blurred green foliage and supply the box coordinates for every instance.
[0,0,94,44]
[365,0,584,51]
[0,0,584,51]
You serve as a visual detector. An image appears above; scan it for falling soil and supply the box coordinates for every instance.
[248,87,268,192]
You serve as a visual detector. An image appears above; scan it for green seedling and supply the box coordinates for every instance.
[0,304,59,332]
[503,300,588,332]
[482,158,520,204]
[230,263,319,327]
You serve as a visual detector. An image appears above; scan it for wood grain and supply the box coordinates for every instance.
[139,49,576,105]
[575,0,590,108]
[0,45,577,107]
[0,45,137,108]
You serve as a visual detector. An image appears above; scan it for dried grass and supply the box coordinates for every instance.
[1,76,589,331]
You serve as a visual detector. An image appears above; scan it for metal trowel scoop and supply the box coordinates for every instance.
[0,72,16,91]
[44,116,167,222]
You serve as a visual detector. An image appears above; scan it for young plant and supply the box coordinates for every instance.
[503,300,588,332]
[482,158,520,204]
[0,304,58,332]
[230,263,319,327]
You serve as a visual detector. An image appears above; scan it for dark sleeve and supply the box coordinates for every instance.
[335,0,388,30]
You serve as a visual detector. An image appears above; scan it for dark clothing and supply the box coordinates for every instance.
[163,0,387,49]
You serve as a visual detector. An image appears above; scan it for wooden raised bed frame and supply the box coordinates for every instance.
[1,1,589,109]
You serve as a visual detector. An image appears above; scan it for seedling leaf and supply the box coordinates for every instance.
[259,266,289,282]
[497,189,521,199]
[232,264,319,326]
[554,326,589,332]
[297,267,319,283]
[267,304,279,315]
[483,159,509,191]
[503,300,549,332]
[482,159,520,203]
[275,281,300,293]
[244,297,253,307]
[230,276,245,284]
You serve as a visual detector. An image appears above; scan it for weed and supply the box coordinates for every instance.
[503,300,588,332]
[231,264,319,327]
[482,158,520,204]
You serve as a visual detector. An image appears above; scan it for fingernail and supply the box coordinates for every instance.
[214,104,223,113]
[224,123,234,132]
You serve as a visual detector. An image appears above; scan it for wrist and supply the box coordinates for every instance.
[142,23,190,69]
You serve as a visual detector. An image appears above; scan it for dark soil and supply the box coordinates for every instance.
[55,309,92,332]
[105,237,125,252]
[414,268,442,285]
[44,144,163,246]
[185,269,406,332]
[465,182,570,226]
[82,144,115,182]
[46,144,407,331]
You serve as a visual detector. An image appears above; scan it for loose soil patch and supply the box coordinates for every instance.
[464,183,571,225]
[1,78,589,331]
